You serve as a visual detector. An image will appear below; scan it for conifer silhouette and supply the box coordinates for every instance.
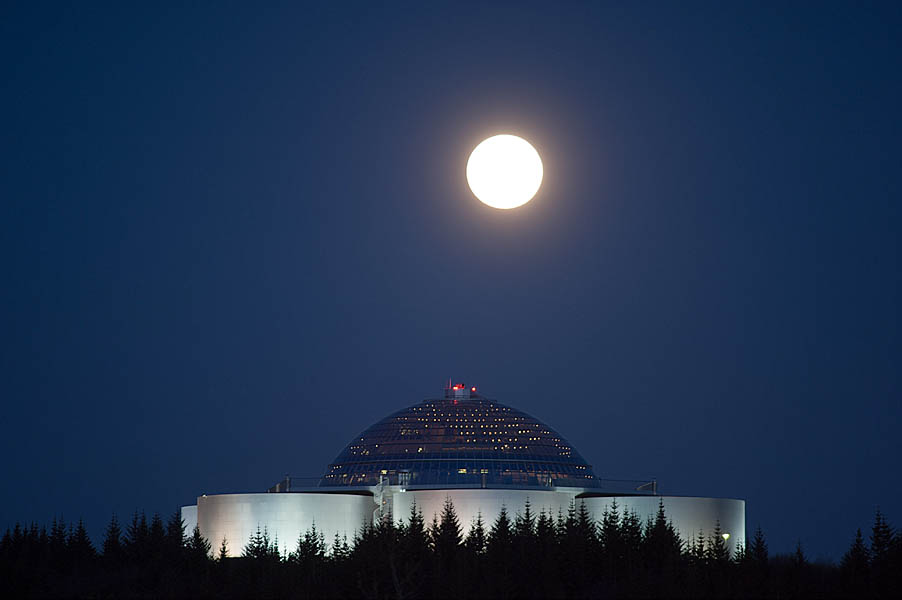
[841,527,870,595]
[101,514,123,563]
[464,512,487,555]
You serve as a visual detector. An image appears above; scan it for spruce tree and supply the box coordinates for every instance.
[464,512,487,555]
[486,505,514,598]
[599,500,623,580]
[126,511,149,561]
[402,501,429,555]
[68,518,96,564]
[577,501,599,549]
[243,526,278,560]
[330,532,349,562]
[165,510,186,556]
[708,520,731,566]
[218,536,228,560]
[745,526,769,596]
[102,514,123,562]
[513,498,536,539]
[292,522,326,564]
[535,508,557,555]
[432,496,462,560]
[870,508,894,595]
[186,525,211,561]
[750,526,768,566]
[620,508,642,579]
[0,527,11,563]
[148,513,166,560]
[488,504,513,550]
[840,528,870,595]
[49,516,68,562]
[642,498,683,589]
[689,529,707,569]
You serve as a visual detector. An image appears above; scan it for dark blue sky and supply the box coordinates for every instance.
[2,1,900,560]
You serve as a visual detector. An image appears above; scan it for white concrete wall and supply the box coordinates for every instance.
[190,490,745,559]
[581,496,746,556]
[181,505,198,537]
[194,493,373,558]
[393,488,582,532]
[395,491,744,556]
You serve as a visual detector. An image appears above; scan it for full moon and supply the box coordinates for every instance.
[466,134,543,209]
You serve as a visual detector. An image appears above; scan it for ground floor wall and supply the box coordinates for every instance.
[183,489,745,557]
[393,489,745,555]
[181,505,197,538]
[392,488,580,531]
[183,493,372,557]
[581,495,746,556]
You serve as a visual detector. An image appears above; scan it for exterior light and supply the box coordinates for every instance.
[722,533,730,541]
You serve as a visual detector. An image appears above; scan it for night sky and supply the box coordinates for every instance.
[2,1,900,561]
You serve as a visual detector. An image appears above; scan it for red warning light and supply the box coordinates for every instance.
[471,387,476,392]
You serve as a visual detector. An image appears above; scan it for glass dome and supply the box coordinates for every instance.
[320,386,599,488]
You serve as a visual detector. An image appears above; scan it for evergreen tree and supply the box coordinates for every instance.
[291,521,326,564]
[706,521,732,596]
[49,516,68,562]
[68,519,96,564]
[840,528,870,595]
[870,508,894,595]
[535,508,557,555]
[243,526,279,561]
[401,500,429,556]
[620,508,642,581]
[218,536,228,560]
[513,498,536,539]
[148,512,166,560]
[165,510,186,556]
[432,496,462,560]
[330,532,349,562]
[642,498,683,595]
[186,525,211,561]
[688,529,707,569]
[577,500,599,547]
[125,511,149,561]
[101,514,123,562]
[599,500,623,580]
[0,527,12,562]
[793,540,807,567]
[745,526,769,596]
[750,525,768,566]
[486,504,514,597]
[385,502,429,600]
[708,520,731,566]
[732,541,746,564]
[464,512,487,555]
[643,499,682,567]
[488,504,513,550]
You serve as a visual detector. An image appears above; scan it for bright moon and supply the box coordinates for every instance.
[466,134,543,209]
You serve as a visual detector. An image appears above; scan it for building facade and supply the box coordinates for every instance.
[182,385,745,556]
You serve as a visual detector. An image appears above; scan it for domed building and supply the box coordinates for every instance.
[182,385,745,556]
[320,385,599,490]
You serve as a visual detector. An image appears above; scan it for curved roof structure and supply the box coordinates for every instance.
[320,385,599,488]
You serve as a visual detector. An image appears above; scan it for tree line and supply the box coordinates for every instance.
[1,499,900,598]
